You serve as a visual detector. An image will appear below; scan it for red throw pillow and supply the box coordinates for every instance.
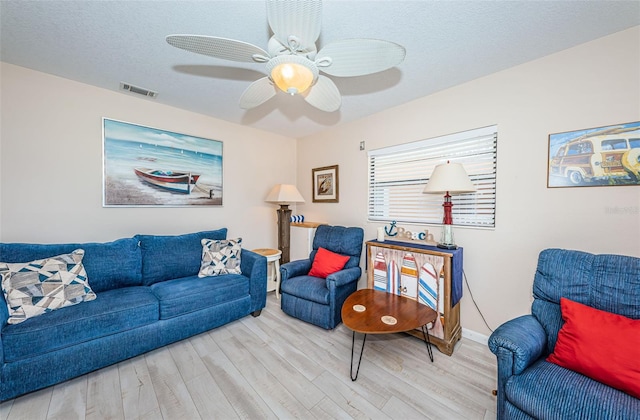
[547,297,640,399]
[308,247,350,279]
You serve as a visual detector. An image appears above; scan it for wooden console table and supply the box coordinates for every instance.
[365,240,463,355]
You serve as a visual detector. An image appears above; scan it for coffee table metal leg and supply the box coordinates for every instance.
[350,331,367,381]
[421,325,434,362]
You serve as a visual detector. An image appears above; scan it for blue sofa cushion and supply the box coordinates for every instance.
[534,250,640,318]
[506,360,640,419]
[150,274,249,319]
[0,238,142,293]
[533,248,640,352]
[280,275,330,305]
[310,225,363,269]
[2,286,158,362]
[136,229,227,285]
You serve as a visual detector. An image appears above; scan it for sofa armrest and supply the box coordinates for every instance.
[0,293,8,363]
[489,314,547,374]
[240,249,267,312]
[326,267,362,288]
[0,294,8,327]
[488,314,547,419]
[280,259,312,283]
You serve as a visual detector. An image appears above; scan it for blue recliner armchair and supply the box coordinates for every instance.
[488,248,640,419]
[280,225,364,329]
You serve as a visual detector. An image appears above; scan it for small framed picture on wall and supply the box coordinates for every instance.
[312,165,339,203]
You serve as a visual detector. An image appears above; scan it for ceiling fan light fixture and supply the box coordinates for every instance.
[272,63,313,95]
[267,55,318,95]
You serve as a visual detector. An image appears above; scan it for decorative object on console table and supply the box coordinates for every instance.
[265,184,305,264]
[290,221,324,261]
[365,239,463,356]
[377,227,385,242]
[312,165,339,203]
[290,214,305,223]
[422,162,476,249]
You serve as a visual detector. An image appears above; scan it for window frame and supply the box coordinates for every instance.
[367,125,498,228]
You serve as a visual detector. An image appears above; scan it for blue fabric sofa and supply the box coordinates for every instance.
[0,228,267,401]
[488,248,640,419]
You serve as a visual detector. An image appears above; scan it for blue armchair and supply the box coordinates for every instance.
[488,249,640,419]
[280,225,364,329]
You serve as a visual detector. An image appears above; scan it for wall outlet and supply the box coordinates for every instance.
[359,141,365,151]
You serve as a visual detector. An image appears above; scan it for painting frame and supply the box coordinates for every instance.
[547,121,640,188]
[102,118,223,207]
[312,165,339,203]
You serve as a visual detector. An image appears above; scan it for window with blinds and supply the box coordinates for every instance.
[368,125,497,227]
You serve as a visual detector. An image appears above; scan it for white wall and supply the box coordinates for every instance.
[0,63,298,250]
[295,27,640,336]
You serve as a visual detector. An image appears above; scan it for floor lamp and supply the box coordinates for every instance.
[423,162,476,249]
[265,184,305,263]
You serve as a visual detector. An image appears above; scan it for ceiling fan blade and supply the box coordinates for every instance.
[267,0,322,50]
[317,39,406,77]
[166,35,270,63]
[239,77,277,109]
[303,75,341,112]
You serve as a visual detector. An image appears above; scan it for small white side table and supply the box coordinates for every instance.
[252,248,283,299]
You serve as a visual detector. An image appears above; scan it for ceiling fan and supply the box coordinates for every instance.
[166,0,406,112]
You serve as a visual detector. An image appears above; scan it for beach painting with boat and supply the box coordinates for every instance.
[103,118,223,206]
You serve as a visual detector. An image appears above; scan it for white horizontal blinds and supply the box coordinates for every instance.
[368,125,497,227]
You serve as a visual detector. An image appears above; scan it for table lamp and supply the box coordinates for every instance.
[265,184,305,263]
[422,162,476,249]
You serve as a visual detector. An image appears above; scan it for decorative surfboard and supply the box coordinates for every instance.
[438,269,446,314]
[373,252,387,291]
[419,262,438,311]
[400,253,418,299]
[386,260,401,295]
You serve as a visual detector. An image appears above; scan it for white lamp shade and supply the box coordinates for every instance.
[265,184,305,203]
[422,162,476,194]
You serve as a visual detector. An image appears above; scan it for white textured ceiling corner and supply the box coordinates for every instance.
[1,1,639,139]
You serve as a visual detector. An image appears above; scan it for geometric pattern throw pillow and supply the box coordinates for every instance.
[0,249,96,324]
[198,238,242,277]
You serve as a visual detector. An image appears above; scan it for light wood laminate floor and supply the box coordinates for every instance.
[0,294,497,419]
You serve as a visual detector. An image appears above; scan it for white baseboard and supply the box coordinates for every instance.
[462,328,489,346]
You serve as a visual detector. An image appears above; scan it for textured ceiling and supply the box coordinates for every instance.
[1,1,639,138]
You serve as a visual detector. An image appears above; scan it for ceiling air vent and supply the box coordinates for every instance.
[119,82,158,98]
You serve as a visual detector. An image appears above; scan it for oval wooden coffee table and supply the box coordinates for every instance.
[342,288,438,381]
